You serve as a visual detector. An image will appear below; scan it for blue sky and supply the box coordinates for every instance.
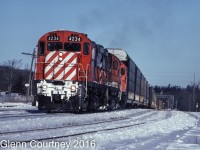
[0,0,200,87]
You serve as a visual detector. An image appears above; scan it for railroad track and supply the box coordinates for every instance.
[0,117,159,149]
[0,109,153,134]
[0,108,146,119]
[0,110,155,135]
[0,113,46,119]
[0,116,130,135]
[30,120,152,141]
[0,111,75,119]
[0,111,171,148]
[0,111,161,141]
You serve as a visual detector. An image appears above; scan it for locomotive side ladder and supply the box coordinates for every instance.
[78,64,90,97]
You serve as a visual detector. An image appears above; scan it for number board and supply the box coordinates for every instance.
[47,33,60,41]
[68,34,82,42]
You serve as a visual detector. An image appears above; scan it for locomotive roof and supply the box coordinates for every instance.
[107,48,146,79]
[51,29,87,35]
[106,48,128,61]
[39,30,88,39]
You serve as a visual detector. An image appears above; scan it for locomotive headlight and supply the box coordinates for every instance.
[42,85,48,91]
[71,85,76,92]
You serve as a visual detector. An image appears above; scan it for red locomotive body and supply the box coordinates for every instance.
[34,30,126,112]
[34,30,156,112]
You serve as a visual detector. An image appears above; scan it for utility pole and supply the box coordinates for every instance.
[22,49,36,96]
[189,93,191,112]
[193,73,196,111]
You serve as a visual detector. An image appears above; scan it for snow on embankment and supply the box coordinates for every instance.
[150,111,196,134]
[80,111,197,149]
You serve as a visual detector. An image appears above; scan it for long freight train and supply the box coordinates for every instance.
[34,30,156,112]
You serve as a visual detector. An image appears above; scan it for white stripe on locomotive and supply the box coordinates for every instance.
[49,52,75,80]
[44,55,59,80]
[62,57,77,80]
[45,51,56,63]
[44,51,78,80]
[66,68,77,80]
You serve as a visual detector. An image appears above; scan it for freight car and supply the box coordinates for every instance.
[34,30,155,112]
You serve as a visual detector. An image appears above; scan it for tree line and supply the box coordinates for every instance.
[0,59,30,95]
[154,84,200,112]
[0,59,199,112]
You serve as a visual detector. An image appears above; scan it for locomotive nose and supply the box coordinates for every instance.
[44,51,78,80]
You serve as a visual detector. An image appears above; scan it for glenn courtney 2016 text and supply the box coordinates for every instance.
[0,139,96,149]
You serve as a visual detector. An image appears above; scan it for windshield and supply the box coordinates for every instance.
[64,43,81,51]
[47,42,81,52]
[47,42,63,51]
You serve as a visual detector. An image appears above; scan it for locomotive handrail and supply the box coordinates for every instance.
[77,63,90,98]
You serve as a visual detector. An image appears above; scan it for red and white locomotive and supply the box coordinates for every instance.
[34,30,156,112]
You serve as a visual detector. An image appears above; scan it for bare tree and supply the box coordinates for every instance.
[2,59,22,94]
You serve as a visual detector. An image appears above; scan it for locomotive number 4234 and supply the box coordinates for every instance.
[68,34,82,42]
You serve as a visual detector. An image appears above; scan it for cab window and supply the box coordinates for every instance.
[39,42,45,55]
[113,60,118,70]
[121,68,125,75]
[47,42,62,51]
[83,42,90,55]
[64,43,81,51]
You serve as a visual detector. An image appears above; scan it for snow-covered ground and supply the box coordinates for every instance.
[0,103,199,150]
